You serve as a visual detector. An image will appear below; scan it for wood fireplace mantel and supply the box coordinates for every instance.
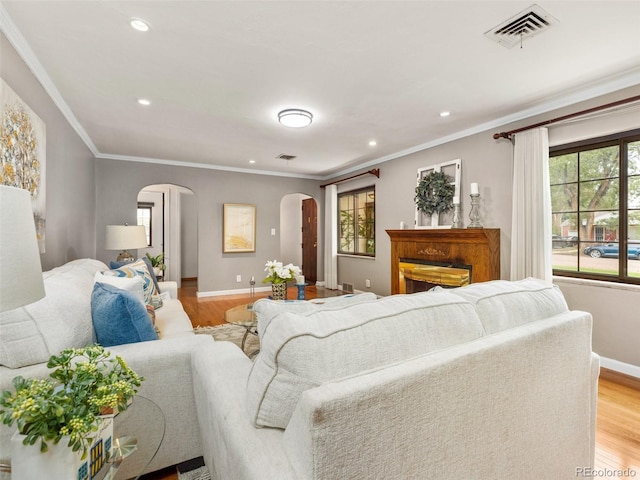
[386,229,500,294]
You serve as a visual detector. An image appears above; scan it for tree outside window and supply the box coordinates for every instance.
[549,131,640,283]
[338,187,375,256]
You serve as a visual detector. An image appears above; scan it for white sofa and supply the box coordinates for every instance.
[0,259,212,478]
[192,278,599,480]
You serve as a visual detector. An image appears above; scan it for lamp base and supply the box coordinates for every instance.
[116,250,135,263]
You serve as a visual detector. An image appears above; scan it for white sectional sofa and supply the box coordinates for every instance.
[192,278,599,480]
[0,259,212,478]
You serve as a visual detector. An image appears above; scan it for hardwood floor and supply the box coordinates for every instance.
[595,369,640,474]
[142,280,640,479]
[178,279,343,328]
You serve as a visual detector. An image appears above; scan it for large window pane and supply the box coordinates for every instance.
[579,178,619,211]
[550,130,638,284]
[338,187,375,256]
[578,146,619,181]
[549,153,578,184]
[550,184,577,212]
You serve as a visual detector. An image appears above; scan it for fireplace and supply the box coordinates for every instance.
[387,229,500,294]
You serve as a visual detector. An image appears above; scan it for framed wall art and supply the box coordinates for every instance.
[223,203,256,253]
[0,78,47,252]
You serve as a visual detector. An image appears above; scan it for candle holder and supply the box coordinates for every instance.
[296,283,306,300]
[452,204,463,229]
[467,193,483,228]
[247,277,256,309]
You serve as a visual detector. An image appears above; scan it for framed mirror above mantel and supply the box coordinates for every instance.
[386,229,500,294]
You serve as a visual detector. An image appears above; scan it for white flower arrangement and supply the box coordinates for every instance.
[263,260,301,284]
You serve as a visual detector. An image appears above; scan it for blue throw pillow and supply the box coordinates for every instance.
[91,282,158,347]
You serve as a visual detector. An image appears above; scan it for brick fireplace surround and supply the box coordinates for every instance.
[386,229,500,294]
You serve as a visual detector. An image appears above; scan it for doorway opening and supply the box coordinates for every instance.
[137,184,197,288]
[280,193,318,284]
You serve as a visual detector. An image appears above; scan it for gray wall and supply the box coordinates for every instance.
[180,191,198,279]
[336,129,513,296]
[94,159,323,294]
[1,33,96,270]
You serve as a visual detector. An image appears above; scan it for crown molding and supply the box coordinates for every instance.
[0,3,99,156]
[95,153,325,180]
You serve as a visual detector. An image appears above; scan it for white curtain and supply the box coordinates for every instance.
[323,184,338,289]
[510,127,552,281]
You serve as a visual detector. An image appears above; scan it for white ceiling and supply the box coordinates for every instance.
[2,1,640,179]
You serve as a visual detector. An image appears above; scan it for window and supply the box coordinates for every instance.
[549,129,640,284]
[137,202,153,246]
[338,187,375,256]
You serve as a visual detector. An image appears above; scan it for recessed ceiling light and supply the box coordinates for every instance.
[278,109,313,128]
[137,98,151,106]
[440,111,451,117]
[130,18,150,32]
[369,140,377,147]
[249,160,256,164]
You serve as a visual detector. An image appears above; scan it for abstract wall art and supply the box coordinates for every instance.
[0,77,46,252]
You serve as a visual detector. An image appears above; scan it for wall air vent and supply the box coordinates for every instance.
[485,4,558,49]
[277,154,297,161]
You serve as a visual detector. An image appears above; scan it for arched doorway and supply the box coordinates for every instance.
[137,184,197,288]
[280,193,318,284]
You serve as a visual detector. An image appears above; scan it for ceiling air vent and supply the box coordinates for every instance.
[485,4,558,49]
[277,154,297,161]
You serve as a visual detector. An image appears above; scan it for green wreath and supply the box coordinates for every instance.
[414,171,455,216]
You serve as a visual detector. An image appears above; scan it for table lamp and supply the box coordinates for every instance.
[104,224,148,262]
[0,185,45,312]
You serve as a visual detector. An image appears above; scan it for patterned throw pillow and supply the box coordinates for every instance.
[102,258,159,304]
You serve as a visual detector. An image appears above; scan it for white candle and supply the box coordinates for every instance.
[400,221,405,229]
[470,182,479,195]
[296,275,305,285]
[453,196,460,205]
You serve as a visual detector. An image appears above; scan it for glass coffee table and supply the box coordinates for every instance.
[224,304,260,357]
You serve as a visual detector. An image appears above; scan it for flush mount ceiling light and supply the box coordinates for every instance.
[439,111,451,117]
[130,18,150,32]
[278,109,313,128]
[137,98,151,106]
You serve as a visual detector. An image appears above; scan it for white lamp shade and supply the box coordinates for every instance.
[104,225,148,250]
[0,185,45,312]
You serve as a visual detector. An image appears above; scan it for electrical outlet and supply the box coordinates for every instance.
[365,279,371,288]
[236,275,242,283]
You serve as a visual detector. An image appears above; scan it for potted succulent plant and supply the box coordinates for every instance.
[0,345,143,478]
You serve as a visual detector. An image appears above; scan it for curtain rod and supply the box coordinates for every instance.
[492,95,640,140]
[320,168,380,189]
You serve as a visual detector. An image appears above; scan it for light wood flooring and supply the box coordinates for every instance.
[142,279,640,479]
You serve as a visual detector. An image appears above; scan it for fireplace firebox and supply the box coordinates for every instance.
[399,259,471,293]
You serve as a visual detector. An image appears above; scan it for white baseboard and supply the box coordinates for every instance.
[196,286,271,298]
[599,356,640,379]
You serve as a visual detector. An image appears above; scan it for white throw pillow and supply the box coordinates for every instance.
[93,272,146,307]
[246,290,484,429]
[445,278,569,334]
